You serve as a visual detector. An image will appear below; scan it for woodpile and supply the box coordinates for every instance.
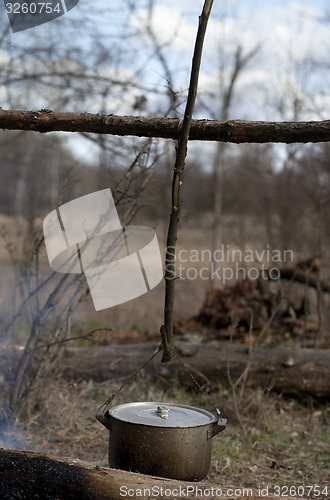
[194,279,274,333]
[175,259,329,347]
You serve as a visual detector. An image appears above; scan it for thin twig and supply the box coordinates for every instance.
[226,317,247,439]
[33,328,114,350]
[234,296,285,392]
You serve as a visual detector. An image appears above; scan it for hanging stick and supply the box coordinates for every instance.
[161,0,214,362]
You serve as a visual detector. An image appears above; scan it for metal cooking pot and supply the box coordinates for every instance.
[96,401,227,481]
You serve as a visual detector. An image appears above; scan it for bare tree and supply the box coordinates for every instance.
[211,45,260,285]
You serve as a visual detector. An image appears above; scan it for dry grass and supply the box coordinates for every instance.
[3,374,329,494]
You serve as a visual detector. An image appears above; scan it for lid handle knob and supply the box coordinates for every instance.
[156,406,169,419]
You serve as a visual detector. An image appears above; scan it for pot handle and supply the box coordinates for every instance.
[208,417,227,439]
[96,409,112,432]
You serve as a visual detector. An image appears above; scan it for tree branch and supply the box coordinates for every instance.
[0,109,329,143]
[161,0,214,362]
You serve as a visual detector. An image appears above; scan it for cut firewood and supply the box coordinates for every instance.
[178,276,329,346]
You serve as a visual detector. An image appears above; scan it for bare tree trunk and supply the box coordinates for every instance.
[211,141,224,285]
[211,46,259,286]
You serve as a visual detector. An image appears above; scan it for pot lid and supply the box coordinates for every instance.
[107,401,217,428]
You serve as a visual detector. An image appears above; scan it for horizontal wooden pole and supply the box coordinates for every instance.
[0,108,329,143]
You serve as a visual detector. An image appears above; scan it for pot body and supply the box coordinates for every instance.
[108,418,213,481]
[96,401,226,481]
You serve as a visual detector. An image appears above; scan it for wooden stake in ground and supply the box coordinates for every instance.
[161,0,214,362]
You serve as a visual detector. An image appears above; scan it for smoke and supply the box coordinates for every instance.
[0,347,25,450]
[0,404,25,450]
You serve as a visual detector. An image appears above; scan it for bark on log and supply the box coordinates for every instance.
[0,109,329,143]
[57,342,330,399]
[0,447,300,500]
[275,267,330,293]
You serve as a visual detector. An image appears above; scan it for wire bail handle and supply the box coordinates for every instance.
[98,344,226,420]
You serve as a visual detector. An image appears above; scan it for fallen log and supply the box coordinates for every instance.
[0,447,300,500]
[275,267,330,293]
[57,342,330,399]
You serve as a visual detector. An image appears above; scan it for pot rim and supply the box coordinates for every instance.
[107,401,218,429]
